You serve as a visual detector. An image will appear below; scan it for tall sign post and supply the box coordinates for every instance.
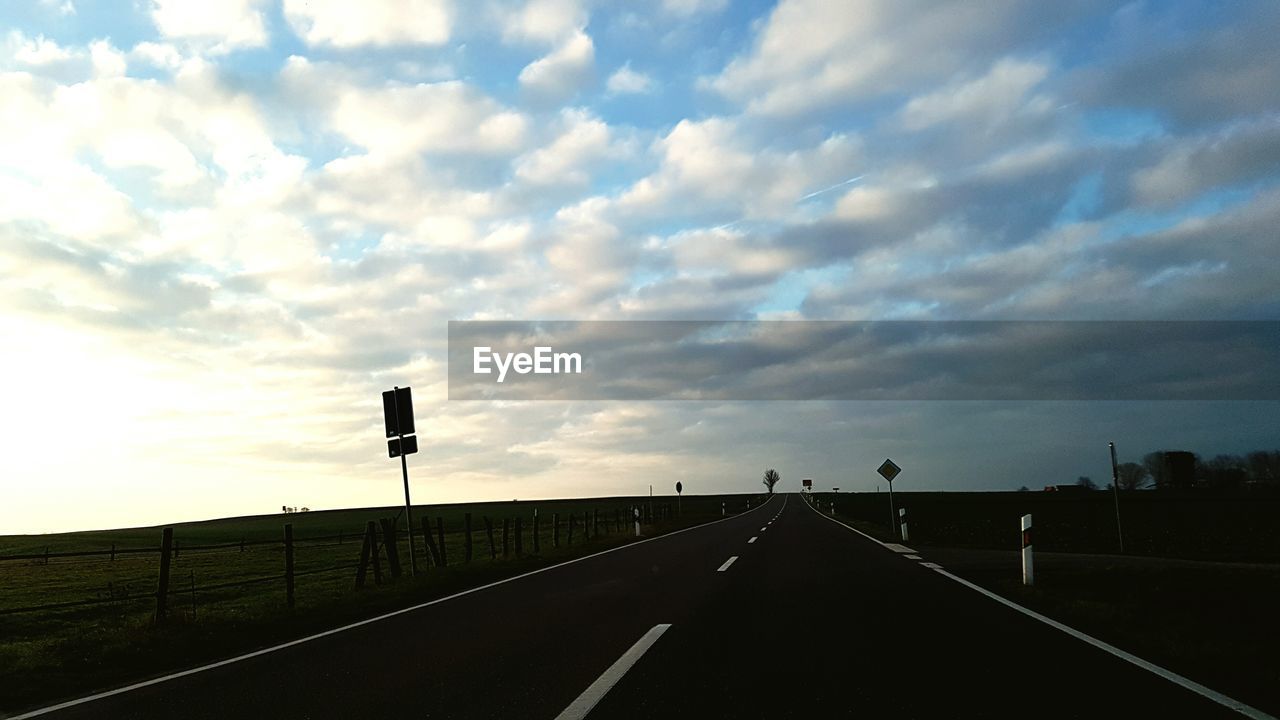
[877,459,902,540]
[383,386,418,575]
[1109,441,1125,553]
[675,481,683,517]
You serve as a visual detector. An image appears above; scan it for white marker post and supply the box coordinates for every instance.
[899,507,909,542]
[1021,513,1034,586]
[721,502,725,517]
[634,507,641,537]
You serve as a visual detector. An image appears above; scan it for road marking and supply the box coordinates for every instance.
[554,624,672,720]
[760,527,767,532]
[934,568,1275,720]
[748,536,757,544]
[9,497,783,720]
[884,543,915,553]
[718,556,739,572]
[804,498,1276,720]
[904,554,922,560]
[920,562,943,570]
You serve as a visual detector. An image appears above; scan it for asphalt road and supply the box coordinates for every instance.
[16,493,1261,719]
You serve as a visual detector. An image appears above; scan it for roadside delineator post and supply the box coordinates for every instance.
[1021,514,1034,586]
[898,507,909,542]
[634,507,641,537]
[721,502,725,517]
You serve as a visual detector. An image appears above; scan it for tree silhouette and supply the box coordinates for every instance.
[762,468,780,494]
[1116,462,1150,490]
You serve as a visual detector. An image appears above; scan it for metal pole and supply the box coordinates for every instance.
[888,481,897,540]
[1109,441,1124,554]
[393,387,417,576]
[1021,514,1034,585]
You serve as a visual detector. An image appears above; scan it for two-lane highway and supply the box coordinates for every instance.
[15,493,1270,719]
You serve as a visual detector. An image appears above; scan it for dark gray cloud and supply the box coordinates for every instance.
[1072,1,1280,129]
[447,320,1280,401]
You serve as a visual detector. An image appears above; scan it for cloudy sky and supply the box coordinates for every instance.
[2,0,1278,533]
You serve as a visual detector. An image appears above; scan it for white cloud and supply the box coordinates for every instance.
[89,40,126,78]
[707,0,1075,117]
[39,0,75,15]
[330,80,529,158]
[518,30,594,102]
[660,0,727,16]
[283,0,451,48]
[6,31,74,65]
[513,109,616,186]
[149,0,268,52]
[617,117,862,222]
[897,57,1052,132]
[606,63,653,95]
[500,0,587,45]
[129,41,184,70]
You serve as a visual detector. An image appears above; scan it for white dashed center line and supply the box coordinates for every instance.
[748,537,757,544]
[718,556,738,572]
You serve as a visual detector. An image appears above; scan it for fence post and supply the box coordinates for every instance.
[421,517,440,567]
[110,543,115,562]
[380,518,402,579]
[1021,514,1034,586]
[568,513,575,544]
[898,508,909,542]
[154,527,173,623]
[515,517,523,557]
[436,517,448,567]
[554,512,560,548]
[533,511,540,554]
[502,518,510,557]
[369,521,383,585]
[615,508,621,533]
[465,513,473,563]
[356,524,373,588]
[484,516,496,560]
[284,523,295,608]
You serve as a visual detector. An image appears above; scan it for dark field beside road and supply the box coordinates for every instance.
[0,492,762,714]
[815,491,1280,716]
[813,488,1280,560]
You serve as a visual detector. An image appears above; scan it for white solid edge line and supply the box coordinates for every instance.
[10,497,782,720]
[748,537,757,544]
[803,498,1276,720]
[554,623,672,720]
[717,556,738,572]
[933,568,1275,720]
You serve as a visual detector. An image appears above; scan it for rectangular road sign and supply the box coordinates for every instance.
[388,434,418,458]
[802,478,813,488]
[382,387,415,438]
[877,459,901,482]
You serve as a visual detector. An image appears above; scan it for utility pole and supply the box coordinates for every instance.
[1109,441,1124,553]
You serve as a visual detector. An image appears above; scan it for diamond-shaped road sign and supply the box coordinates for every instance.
[877,458,901,482]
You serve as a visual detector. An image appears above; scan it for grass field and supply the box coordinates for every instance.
[810,488,1280,560]
[0,492,766,714]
